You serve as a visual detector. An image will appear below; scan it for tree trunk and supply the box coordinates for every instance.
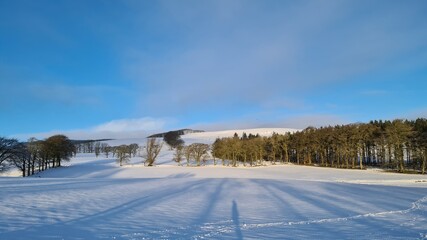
[22,163,26,177]
[422,151,426,174]
[27,162,31,177]
[284,147,289,163]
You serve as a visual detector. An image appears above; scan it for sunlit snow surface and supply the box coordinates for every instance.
[1,129,427,239]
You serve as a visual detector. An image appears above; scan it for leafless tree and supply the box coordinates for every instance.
[44,135,75,167]
[0,137,20,172]
[173,144,184,166]
[103,144,111,158]
[116,145,130,166]
[129,143,139,157]
[143,138,163,166]
[94,141,101,157]
[189,143,210,166]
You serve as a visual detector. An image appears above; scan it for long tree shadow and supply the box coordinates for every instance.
[0,177,159,199]
[232,200,244,240]
[251,179,427,239]
[0,178,208,240]
[320,182,427,211]
[249,179,308,221]
[266,180,361,218]
[35,158,123,178]
[194,178,227,224]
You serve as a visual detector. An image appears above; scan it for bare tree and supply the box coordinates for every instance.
[94,141,101,157]
[143,138,163,166]
[184,145,192,166]
[116,145,130,166]
[11,142,31,177]
[103,144,111,158]
[189,143,210,166]
[44,135,75,167]
[173,144,185,166]
[0,137,20,172]
[129,143,139,157]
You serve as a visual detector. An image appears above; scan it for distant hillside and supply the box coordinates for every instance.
[70,139,113,144]
[148,129,204,138]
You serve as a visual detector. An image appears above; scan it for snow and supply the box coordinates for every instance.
[103,128,299,146]
[182,128,299,145]
[1,128,427,239]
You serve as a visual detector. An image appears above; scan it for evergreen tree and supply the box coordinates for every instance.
[163,131,184,149]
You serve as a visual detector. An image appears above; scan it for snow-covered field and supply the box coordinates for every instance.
[1,128,427,239]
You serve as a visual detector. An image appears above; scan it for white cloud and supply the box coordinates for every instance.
[92,117,169,132]
[12,115,349,141]
[121,0,427,116]
[12,117,174,141]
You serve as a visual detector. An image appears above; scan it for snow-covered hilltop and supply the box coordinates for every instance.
[186,127,298,138]
[147,128,205,138]
[82,128,295,149]
[183,127,299,143]
[105,128,299,146]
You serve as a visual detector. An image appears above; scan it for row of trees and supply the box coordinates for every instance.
[74,139,112,154]
[0,135,163,173]
[115,138,210,167]
[112,139,163,167]
[173,143,210,166]
[2,118,426,174]
[0,135,76,177]
[110,143,139,159]
[211,119,427,173]
[162,131,211,167]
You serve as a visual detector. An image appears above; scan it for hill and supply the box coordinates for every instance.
[147,129,204,138]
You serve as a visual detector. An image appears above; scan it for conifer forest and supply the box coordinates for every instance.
[212,118,427,174]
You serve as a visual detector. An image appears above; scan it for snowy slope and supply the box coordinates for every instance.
[1,128,427,240]
[182,128,299,145]
[103,128,299,146]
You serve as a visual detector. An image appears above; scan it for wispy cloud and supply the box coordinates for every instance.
[12,117,174,141]
[121,0,427,116]
[12,114,348,141]
[0,75,129,109]
[2,1,426,136]
[92,117,171,133]
[189,114,349,131]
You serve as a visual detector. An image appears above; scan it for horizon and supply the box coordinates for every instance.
[9,119,426,142]
[1,1,427,140]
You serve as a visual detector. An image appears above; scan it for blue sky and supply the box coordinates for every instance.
[1,0,427,140]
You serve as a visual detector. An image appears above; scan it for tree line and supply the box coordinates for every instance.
[211,118,427,174]
[0,135,76,177]
[2,118,426,175]
[162,132,210,167]
[0,135,143,175]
